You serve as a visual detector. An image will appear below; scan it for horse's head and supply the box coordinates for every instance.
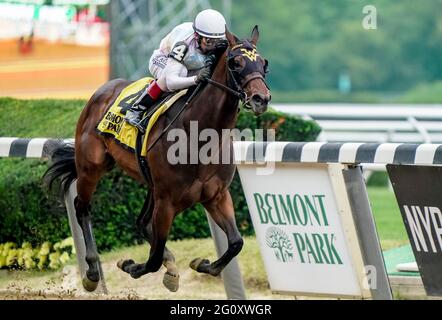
[225,26,271,115]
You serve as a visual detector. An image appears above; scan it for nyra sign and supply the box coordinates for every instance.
[237,162,370,298]
[388,164,442,296]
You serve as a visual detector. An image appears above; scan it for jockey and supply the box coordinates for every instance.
[124,8,228,131]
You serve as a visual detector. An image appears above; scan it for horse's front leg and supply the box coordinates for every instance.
[190,190,243,276]
[118,199,176,279]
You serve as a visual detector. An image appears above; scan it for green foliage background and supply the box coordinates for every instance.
[0,98,320,251]
[209,0,442,99]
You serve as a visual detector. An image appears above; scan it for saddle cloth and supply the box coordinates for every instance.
[96,77,188,156]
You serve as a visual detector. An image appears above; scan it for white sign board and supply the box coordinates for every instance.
[237,162,369,298]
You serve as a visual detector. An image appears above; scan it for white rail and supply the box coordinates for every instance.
[272,103,442,144]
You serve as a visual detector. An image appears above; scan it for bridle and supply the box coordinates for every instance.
[206,41,269,110]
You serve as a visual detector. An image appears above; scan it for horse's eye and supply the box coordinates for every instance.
[228,57,243,71]
[228,59,237,69]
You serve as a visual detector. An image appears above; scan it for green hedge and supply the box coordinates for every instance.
[0,158,69,246]
[0,98,320,251]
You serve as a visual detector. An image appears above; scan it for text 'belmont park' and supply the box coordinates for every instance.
[254,192,343,265]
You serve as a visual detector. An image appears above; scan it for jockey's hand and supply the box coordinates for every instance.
[211,39,229,57]
[215,39,229,51]
[204,54,216,67]
[195,66,212,84]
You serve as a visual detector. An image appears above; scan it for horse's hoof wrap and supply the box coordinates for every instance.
[163,271,180,292]
[117,259,134,271]
[82,275,99,292]
[189,257,202,271]
[189,257,210,272]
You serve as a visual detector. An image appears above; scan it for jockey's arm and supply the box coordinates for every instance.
[162,58,197,91]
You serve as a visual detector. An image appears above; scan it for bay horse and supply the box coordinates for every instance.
[44,26,270,292]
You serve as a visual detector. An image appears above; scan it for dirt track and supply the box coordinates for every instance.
[0,40,108,99]
[0,263,284,300]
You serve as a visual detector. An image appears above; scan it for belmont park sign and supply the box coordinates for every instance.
[254,192,343,265]
[237,162,371,298]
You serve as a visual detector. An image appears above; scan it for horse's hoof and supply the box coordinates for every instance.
[82,275,99,292]
[189,257,202,271]
[129,267,145,279]
[117,259,135,271]
[163,271,180,292]
[189,257,210,272]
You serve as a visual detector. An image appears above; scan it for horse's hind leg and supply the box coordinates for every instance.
[135,196,180,292]
[190,190,243,277]
[118,198,176,279]
[75,138,111,291]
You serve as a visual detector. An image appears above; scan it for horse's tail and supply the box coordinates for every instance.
[43,142,77,196]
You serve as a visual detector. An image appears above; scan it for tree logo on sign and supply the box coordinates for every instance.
[265,227,294,262]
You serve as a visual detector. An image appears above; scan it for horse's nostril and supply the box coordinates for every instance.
[252,94,265,105]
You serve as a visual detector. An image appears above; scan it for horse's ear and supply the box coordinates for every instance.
[251,25,259,46]
[225,26,237,47]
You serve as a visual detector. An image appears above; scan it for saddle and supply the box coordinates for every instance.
[96,77,188,155]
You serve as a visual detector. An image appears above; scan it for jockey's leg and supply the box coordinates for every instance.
[124,53,167,132]
[124,79,164,132]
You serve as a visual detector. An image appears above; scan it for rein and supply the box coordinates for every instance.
[207,72,266,107]
[145,82,203,153]
[206,78,244,99]
[206,54,248,106]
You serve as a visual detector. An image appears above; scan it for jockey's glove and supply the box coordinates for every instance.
[215,39,229,51]
[204,54,217,68]
[195,66,212,84]
[211,40,229,58]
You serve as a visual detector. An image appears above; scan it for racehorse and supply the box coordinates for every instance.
[44,26,270,292]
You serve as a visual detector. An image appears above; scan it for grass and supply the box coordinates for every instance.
[400,81,442,103]
[271,89,382,103]
[269,81,442,104]
[367,186,410,250]
[0,236,292,300]
[0,97,84,138]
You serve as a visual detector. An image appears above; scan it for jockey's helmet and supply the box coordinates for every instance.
[193,9,226,39]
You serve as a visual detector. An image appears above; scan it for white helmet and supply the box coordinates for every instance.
[193,9,226,39]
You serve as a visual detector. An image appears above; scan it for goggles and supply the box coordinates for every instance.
[200,36,223,46]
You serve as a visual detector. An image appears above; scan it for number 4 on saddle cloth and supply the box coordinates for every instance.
[96,77,188,157]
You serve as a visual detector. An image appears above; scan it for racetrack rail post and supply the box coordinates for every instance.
[65,181,108,294]
[343,166,393,300]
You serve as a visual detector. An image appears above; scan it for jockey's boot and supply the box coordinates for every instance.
[125,80,163,133]
[124,102,148,132]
